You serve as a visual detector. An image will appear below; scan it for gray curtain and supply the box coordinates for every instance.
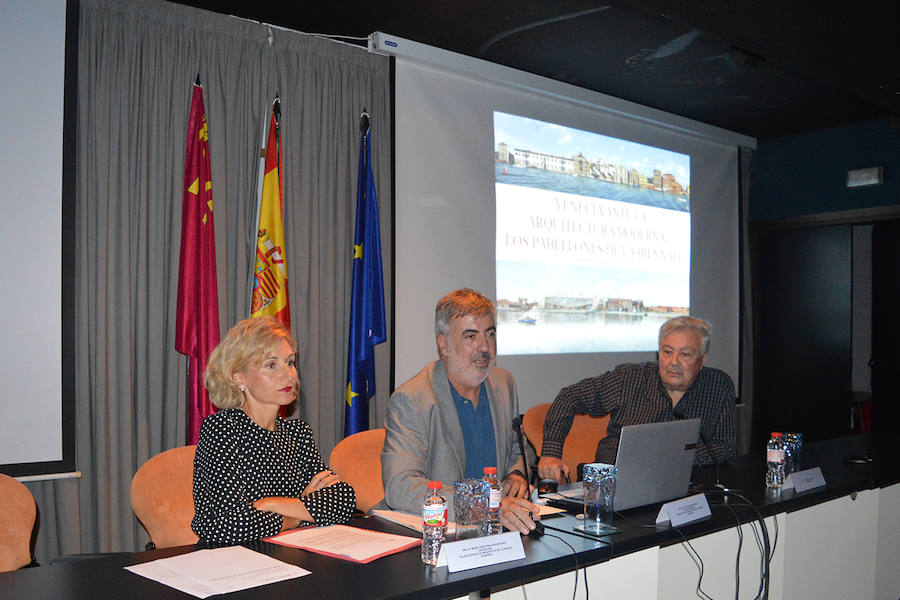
[25,0,391,562]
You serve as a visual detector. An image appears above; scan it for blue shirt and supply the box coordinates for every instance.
[449,380,498,479]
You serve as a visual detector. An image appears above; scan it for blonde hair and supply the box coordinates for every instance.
[204,316,297,409]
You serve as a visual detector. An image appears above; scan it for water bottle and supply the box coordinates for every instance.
[784,432,803,472]
[422,481,447,566]
[782,435,795,475]
[766,432,785,488]
[482,466,502,535]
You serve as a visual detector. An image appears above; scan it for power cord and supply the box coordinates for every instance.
[540,531,585,600]
[720,502,743,600]
[705,490,774,600]
[672,527,714,600]
[613,491,773,600]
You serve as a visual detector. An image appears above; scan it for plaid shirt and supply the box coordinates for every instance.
[541,362,736,466]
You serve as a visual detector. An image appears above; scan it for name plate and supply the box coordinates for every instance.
[655,493,711,527]
[785,467,826,493]
[441,531,526,573]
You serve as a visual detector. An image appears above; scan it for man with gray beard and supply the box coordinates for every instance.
[381,288,541,535]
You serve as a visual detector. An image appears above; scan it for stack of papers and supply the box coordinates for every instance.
[267,524,421,563]
[371,509,457,534]
[371,506,564,535]
[125,546,309,598]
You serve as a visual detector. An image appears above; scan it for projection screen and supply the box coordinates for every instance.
[375,33,754,412]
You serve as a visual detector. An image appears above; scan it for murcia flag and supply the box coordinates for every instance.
[175,79,221,445]
[251,97,290,328]
[344,111,386,436]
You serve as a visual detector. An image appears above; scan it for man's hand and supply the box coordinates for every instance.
[537,456,570,483]
[500,496,541,535]
[501,471,529,498]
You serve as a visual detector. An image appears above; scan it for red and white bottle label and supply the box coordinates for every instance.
[423,504,447,527]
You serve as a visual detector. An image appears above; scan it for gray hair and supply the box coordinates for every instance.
[434,288,495,338]
[658,316,711,355]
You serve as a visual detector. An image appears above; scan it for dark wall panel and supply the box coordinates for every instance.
[871,220,900,433]
[753,224,852,444]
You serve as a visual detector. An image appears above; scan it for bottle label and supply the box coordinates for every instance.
[423,504,447,527]
[767,449,784,463]
[489,489,501,509]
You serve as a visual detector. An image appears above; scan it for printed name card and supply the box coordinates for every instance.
[441,532,526,573]
[655,493,711,527]
[785,467,826,493]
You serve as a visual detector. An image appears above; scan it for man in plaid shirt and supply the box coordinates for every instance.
[538,316,736,483]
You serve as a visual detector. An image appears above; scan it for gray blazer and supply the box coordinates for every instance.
[381,359,521,518]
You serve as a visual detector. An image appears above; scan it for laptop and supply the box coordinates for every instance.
[543,418,701,512]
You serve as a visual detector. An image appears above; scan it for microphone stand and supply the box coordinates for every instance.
[511,415,533,488]
[674,405,726,492]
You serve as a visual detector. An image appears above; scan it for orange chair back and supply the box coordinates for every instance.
[0,474,36,572]
[131,446,200,548]
[329,428,386,512]
[522,402,610,480]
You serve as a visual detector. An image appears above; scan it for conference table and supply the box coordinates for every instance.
[2,433,898,600]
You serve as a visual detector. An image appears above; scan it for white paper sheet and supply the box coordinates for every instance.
[125,546,309,598]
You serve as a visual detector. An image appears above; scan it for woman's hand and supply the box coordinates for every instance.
[250,471,343,530]
[302,470,341,497]
[252,496,313,527]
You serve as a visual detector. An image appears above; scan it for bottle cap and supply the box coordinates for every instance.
[427,480,442,490]
[483,466,497,475]
[771,432,782,437]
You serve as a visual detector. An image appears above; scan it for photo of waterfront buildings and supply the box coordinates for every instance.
[493,112,691,354]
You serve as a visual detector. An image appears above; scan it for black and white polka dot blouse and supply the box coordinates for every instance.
[191,409,356,545]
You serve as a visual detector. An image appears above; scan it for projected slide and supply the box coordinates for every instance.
[494,112,691,355]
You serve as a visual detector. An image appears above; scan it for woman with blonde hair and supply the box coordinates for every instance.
[191,316,355,545]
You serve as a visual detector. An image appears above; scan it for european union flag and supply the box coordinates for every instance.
[345,111,386,437]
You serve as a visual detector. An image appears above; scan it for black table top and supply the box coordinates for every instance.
[2,432,897,600]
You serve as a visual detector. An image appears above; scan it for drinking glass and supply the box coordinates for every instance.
[453,479,490,540]
[582,463,617,534]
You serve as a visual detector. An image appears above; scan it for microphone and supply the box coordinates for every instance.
[674,404,725,491]
[513,417,545,538]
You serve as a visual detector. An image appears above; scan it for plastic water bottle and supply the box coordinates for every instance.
[482,466,502,535]
[782,435,795,475]
[784,432,803,473]
[421,481,447,566]
[766,432,785,488]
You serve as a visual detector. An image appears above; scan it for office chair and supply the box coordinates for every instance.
[130,445,200,550]
[0,473,37,571]
[328,428,386,512]
[522,402,610,482]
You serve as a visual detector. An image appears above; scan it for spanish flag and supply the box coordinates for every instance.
[250,97,291,328]
[175,78,221,445]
